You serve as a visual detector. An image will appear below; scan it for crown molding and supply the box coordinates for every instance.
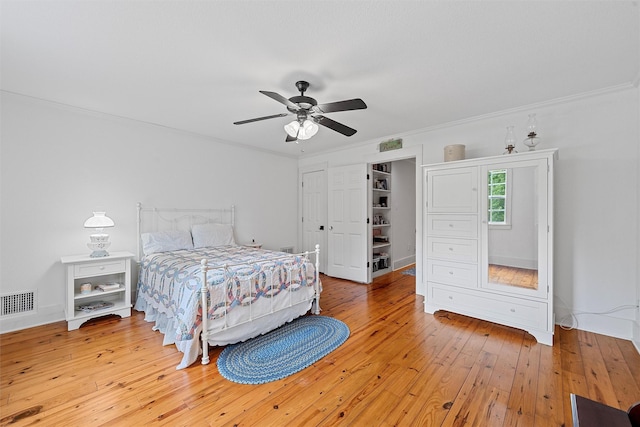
[1,90,300,160]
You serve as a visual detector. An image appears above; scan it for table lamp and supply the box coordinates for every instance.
[84,212,115,257]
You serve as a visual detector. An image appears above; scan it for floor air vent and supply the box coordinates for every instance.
[1,291,36,316]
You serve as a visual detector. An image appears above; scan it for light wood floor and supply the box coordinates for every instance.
[489,264,538,290]
[1,269,639,426]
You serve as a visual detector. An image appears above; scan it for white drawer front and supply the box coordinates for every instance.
[426,259,477,288]
[74,260,126,278]
[429,284,547,331]
[427,237,478,262]
[427,215,478,238]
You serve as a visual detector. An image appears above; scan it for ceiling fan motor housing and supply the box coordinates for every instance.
[288,95,317,112]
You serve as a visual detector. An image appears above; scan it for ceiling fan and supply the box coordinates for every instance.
[233,81,367,142]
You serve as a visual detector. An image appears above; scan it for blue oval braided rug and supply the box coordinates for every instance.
[217,315,350,384]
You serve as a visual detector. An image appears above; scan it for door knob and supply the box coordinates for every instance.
[329,226,334,230]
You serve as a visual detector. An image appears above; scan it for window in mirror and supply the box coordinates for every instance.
[487,169,512,227]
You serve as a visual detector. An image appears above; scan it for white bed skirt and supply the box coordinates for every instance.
[135,288,314,369]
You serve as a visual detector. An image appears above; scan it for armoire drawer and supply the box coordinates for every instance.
[429,284,548,331]
[427,214,478,238]
[426,259,478,288]
[426,237,478,262]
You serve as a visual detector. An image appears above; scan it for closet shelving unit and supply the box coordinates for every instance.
[371,162,392,277]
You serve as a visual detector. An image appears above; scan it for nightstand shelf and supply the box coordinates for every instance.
[60,251,134,331]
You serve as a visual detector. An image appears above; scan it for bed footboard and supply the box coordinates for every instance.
[199,244,321,366]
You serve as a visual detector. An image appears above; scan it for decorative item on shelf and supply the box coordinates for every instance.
[77,300,114,313]
[97,283,121,292]
[444,144,465,162]
[523,113,541,151]
[84,211,115,257]
[503,126,517,154]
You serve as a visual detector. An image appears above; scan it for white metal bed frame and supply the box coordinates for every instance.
[136,203,321,367]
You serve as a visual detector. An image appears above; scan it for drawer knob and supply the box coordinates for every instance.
[448,271,454,275]
[100,266,105,270]
[510,308,516,312]
[448,224,454,227]
[448,247,454,251]
[448,296,453,300]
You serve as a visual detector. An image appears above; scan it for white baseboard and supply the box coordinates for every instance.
[554,305,634,341]
[394,255,415,270]
[0,304,65,334]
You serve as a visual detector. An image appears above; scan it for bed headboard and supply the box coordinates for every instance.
[136,202,235,260]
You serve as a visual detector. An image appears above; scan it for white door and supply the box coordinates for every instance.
[302,169,327,273]
[327,164,368,282]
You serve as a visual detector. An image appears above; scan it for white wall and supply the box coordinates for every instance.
[0,92,299,333]
[300,86,639,341]
[636,81,640,352]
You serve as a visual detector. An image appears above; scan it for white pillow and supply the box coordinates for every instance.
[191,223,236,248]
[141,230,194,255]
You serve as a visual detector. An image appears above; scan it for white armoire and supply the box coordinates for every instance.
[422,149,557,345]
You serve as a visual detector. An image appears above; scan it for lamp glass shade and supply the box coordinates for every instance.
[523,113,541,151]
[284,121,300,138]
[84,212,115,229]
[284,119,318,140]
[503,125,518,154]
[298,120,318,140]
[525,113,538,137]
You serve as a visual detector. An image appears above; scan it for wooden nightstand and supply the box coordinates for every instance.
[60,251,134,331]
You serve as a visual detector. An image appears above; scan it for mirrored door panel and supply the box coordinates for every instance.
[481,158,548,299]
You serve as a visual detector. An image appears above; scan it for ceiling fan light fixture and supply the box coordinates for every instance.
[299,119,318,140]
[284,119,318,141]
[284,120,300,138]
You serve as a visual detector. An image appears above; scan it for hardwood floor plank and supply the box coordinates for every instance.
[578,332,620,407]
[595,333,640,409]
[503,335,541,426]
[440,351,508,426]
[533,337,565,426]
[1,270,638,427]
[617,339,640,388]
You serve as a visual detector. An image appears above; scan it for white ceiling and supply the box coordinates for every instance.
[2,1,638,157]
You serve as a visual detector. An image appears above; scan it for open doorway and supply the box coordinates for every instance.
[369,158,416,280]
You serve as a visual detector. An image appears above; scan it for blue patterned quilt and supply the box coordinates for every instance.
[136,245,318,342]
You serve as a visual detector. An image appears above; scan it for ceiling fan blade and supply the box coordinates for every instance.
[314,115,357,137]
[315,98,367,114]
[233,113,288,125]
[259,91,300,111]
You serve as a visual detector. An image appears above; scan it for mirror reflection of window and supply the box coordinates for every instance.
[487,167,538,290]
[488,169,510,226]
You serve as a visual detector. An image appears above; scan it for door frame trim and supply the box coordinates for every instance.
[365,145,424,295]
[298,162,328,273]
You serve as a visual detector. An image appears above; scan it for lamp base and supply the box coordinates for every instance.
[87,235,111,257]
[89,249,110,258]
